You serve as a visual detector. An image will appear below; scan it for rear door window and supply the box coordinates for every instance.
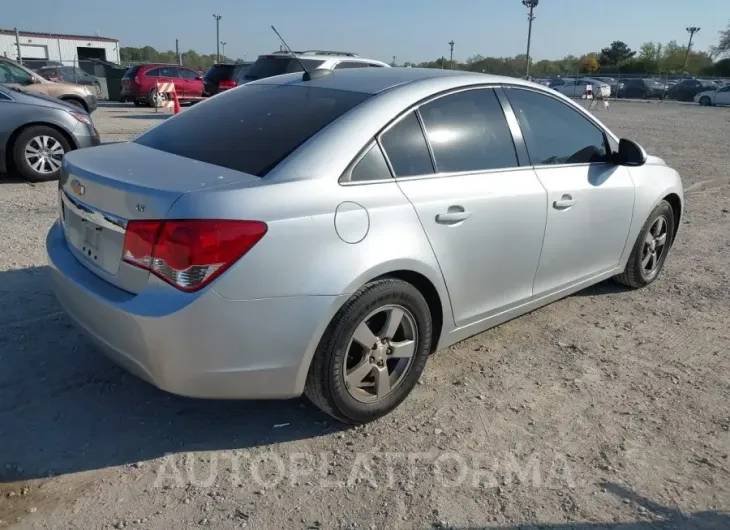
[134,84,370,177]
[418,88,518,172]
[379,112,434,177]
[123,66,140,79]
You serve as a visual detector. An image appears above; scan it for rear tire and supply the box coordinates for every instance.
[305,279,432,424]
[12,125,71,183]
[149,89,165,108]
[614,200,675,289]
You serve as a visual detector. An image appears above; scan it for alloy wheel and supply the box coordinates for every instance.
[24,135,64,175]
[343,305,418,403]
[641,215,669,279]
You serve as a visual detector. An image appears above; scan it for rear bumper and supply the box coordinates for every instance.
[46,222,342,399]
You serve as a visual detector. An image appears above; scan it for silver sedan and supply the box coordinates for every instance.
[47,67,683,424]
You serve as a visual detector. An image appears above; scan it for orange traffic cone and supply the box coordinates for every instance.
[172,90,181,114]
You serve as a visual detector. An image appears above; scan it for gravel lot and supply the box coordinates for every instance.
[1,101,729,530]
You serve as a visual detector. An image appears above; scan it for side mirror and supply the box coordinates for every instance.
[196,75,203,80]
[616,138,647,166]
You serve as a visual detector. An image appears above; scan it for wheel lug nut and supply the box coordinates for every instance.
[369,356,375,363]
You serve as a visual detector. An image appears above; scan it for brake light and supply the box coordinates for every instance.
[122,220,267,292]
[219,80,237,88]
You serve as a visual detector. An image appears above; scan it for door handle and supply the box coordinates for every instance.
[553,194,576,210]
[435,207,471,224]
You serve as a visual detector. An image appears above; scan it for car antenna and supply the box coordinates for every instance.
[270,25,333,82]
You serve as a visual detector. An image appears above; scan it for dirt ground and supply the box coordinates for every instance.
[0,101,729,530]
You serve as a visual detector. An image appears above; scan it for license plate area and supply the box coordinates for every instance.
[61,192,125,276]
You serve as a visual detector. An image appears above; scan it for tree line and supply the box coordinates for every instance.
[119,46,244,71]
[120,22,730,77]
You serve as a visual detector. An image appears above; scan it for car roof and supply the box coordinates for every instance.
[248,67,527,95]
[261,51,388,66]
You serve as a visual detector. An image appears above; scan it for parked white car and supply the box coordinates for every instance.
[694,85,730,106]
[549,77,611,98]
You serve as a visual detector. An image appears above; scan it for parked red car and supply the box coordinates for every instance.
[120,64,204,106]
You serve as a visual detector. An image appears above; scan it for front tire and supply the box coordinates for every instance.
[699,96,711,106]
[305,279,432,424]
[12,126,71,182]
[614,200,675,289]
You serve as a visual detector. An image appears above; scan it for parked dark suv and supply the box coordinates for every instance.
[202,62,253,97]
[667,78,718,101]
[120,63,204,106]
[618,78,667,99]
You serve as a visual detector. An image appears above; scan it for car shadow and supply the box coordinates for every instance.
[573,279,633,297]
[0,265,344,483]
[449,483,729,529]
[119,114,171,120]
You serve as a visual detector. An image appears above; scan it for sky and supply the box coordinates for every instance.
[3,0,728,63]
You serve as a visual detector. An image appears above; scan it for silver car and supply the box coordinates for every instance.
[47,68,683,424]
[550,77,611,98]
[0,84,100,182]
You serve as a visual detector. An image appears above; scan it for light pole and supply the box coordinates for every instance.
[522,0,539,78]
[213,14,222,62]
[221,41,227,59]
[392,55,397,67]
[448,40,455,69]
[683,27,700,73]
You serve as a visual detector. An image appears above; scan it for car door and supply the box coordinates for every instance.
[502,86,634,297]
[148,66,178,96]
[383,88,547,328]
[716,86,730,105]
[178,67,202,98]
[556,80,575,96]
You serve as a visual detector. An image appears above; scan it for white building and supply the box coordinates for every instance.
[0,28,120,64]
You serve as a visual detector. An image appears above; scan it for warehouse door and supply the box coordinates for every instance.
[77,47,106,61]
[19,44,48,59]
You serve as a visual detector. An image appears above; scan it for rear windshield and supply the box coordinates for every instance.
[204,64,237,81]
[241,57,324,81]
[134,84,369,177]
[123,65,140,79]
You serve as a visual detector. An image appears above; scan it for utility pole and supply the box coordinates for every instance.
[683,27,700,73]
[175,38,181,65]
[213,14,222,62]
[391,55,397,67]
[220,41,227,59]
[522,0,539,78]
[448,40,455,69]
[14,27,22,64]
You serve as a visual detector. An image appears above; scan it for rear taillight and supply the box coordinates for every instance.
[122,220,267,292]
[218,80,237,89]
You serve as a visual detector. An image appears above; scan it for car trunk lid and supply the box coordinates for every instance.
[59,142,260,294]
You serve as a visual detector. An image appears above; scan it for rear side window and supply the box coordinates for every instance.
[335,61,375,69]
[123,66,140,79]
[204,65,236,81]
[343,144,392,183]
[379,112,434,177]
[504,87,607,166]
[418,88,518,172]
[135,85,370,177]
[242,57,324,80]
